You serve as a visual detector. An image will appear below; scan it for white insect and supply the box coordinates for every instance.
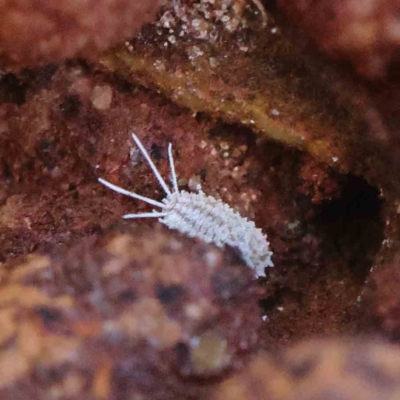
[98,133,273,278]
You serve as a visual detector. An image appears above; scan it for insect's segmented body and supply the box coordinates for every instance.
[99,134,273,278]
[161,190,273,277]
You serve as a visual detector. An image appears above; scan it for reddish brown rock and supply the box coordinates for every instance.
[279,0,400,79]
[363,250,400,340]
[0,226,261,399]
[0,0,160,67]
[212,353,289,400]
[213,339,400,400]
[0,61,383,349]
[298,154,343,205]
[283,339,400,400]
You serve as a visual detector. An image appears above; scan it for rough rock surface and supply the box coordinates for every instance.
[1,61,383,347]
[0,226,261,399]
[0,0,161,67]
[213,339,400,400]
[279,0,400,79]
[1,1,400,398]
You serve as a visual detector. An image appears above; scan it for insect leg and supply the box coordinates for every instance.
[168,143,179,193]
[131,133,172,196]
[98,178,164,208]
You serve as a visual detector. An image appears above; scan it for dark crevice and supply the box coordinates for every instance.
[260,172,384,344]
[316,175,384,282]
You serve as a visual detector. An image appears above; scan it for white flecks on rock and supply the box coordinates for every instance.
[90,85,113,110]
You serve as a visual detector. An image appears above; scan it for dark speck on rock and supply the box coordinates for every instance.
[59,95,82,118]
[156,284,184,305]
[151,143,164,161]
[35,306,64,329]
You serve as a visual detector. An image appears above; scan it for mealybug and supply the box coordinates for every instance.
[99,134,273,278]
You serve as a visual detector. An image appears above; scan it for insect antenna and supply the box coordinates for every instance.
[123,211,167,219]
[98,178,164,208]
[168,143,179,193]
[131,133,172,196]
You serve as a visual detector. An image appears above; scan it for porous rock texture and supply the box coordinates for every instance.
[2,1,400,399]
[213,339,400,400]
[0,0,161,67]
[4,59,382,346]
[363,222,400,341]
[279,0,400,79]
[0,226,261,399]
